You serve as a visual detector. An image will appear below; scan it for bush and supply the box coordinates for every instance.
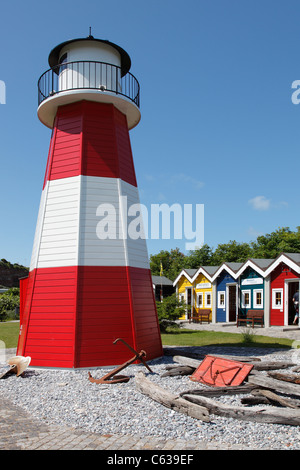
[241,327,256,344]
[156,293,186,332]
[0,288,20,322]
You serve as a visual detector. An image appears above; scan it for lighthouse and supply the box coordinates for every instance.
[17,33,163,368]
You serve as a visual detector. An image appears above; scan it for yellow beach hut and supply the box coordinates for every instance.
[173,269,197,320]
[190,266,219,322]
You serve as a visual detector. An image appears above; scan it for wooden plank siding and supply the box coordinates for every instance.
[42,101,137,187]
[194,273,213,322]
[17,267,77,368]
[216,270,236,323]
[239,267,264,317]
[17,100,163,368]
[270,263,299,326]
[128,267,162,360]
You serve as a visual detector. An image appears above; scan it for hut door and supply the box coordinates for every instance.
[186,287,192,321]
[286,280,299,325]
[227,284,237,322]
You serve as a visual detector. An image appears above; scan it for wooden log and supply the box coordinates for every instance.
[180,384,258,398]
[163,348,205,359]
[183,393,300,425]
[161,366,195,377]
[248,374,300,397]
[211,354,261,363]
[267,371,300,384]
[172,354,260,370]
[251,389,300,409]
[173,356,201,369]
[135,372,210,422]
[241,396,271,406]
[252,361,295,371]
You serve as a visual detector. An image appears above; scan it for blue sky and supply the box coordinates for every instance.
[0,0,299,266]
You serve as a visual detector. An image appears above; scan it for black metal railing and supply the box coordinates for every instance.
[38,60,140,108]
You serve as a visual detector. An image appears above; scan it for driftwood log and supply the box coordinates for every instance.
[135,372,209,422]
[267,371,300,384]
[161,366,195,377]
[251,389,300,409]
[180,384,258,398]
[252,361,295,371]
[172,355,294,373]
[182,393,300,425]
[172,355,260,369]
[241,396,271,406]
[248,375,300,397]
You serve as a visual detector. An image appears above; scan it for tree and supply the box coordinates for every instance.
[156,293,186,332]
[211,240,252,265]
[149,226,300,282]
[251,227,300,259]
[150,248,186,281]
[186,244,213,268]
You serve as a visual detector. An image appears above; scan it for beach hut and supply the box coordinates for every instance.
[264,253,300,326]
[235,258,274,326]
[211,262,243,323]
[190,266,219,322]
[173,269,197,320]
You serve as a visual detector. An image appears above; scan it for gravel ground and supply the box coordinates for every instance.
[1,345,300,450]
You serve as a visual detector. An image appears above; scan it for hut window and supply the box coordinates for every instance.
[253,289,263,308]
[197,293,203,308]
[218,291,225,308]
[242,290,251,308]
[205,292,212,307]
[272,289,283,309]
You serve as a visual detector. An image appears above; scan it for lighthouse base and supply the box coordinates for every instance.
[17,265,163,368]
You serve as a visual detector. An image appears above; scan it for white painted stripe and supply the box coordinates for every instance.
[30,175,150,270]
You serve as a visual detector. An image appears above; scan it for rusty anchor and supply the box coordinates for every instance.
[88,338,154,384]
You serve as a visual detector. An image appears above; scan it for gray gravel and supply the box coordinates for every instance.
[1,345,300,450]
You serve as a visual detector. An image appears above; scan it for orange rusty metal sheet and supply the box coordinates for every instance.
[190,355,253,387]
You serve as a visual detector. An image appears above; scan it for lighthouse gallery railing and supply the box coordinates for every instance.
[38,60,140,108]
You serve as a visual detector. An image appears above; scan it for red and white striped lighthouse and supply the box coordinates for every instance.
[17,33,163,368]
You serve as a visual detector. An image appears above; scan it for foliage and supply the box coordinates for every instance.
[185,244,213,269]
[250,227,300,259]
[150,226,300,281]
[150,248,186,280]
[0,258,28,270]
[210,240,252,265]
[240,327,257,344]
[0,287,20,321]
[156,293,186,332]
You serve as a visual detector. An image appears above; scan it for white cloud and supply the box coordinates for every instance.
[169,173,204,190]
[248,195,271,211]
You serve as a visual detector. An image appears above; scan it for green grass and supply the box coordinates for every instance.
[161,328,294,349]
[0,322,294,352]
[0,321,20,349]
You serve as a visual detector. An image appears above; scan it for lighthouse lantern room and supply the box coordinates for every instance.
[17,33,163,368]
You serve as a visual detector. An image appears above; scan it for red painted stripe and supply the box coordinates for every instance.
[17,265,162,368]
[43,101,137,187]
